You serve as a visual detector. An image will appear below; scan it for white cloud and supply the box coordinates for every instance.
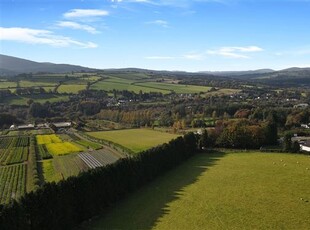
[0,27,98,48]
[145,56,176,59]
[183,53,204,60]
[146,20,169,27]
[56,21,99,34]
[207,46,263,59]
[64,9,109,19]
[146,51,205,60]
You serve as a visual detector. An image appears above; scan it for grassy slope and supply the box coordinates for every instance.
[88,129,180,153]
[81,152,310,230]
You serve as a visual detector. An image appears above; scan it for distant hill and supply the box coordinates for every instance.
[252,67,310,86]
[200,67,310,86]
[200,69,275,77]
[1,54,309,86]
[0,54,97,76]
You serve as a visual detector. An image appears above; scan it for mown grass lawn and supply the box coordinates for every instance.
[80,152,310,230]
[88,129,180,153]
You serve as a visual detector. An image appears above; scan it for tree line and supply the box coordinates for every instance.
[198,119,278,149]
[0,133,197,230]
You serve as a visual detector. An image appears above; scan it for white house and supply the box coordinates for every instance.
[52,122,72,128]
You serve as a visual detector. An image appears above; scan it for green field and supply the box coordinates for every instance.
[106,72,151,80]
[0,81,17,89]
[4,94,69,105]
[57,84,87,94]
[135,82,212,94]
[91,79,169,94]
[19,80,56,88]
[81,152,310,230]
[88,129,180,153]
[91,76,212,94]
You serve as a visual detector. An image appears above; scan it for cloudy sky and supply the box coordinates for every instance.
[1,0,310,71]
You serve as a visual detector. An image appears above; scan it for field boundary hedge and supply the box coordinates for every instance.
[0,133,198,230]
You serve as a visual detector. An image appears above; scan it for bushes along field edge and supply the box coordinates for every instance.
[0,132,198,230]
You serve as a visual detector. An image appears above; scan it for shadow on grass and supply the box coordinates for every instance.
[79,151,226,230]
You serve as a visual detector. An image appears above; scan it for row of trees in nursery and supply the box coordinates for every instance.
[0,133,198,230]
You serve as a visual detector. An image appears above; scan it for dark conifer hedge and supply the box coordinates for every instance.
[0,133,198,230]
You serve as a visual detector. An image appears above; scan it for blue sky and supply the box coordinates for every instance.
[1,0,310,71]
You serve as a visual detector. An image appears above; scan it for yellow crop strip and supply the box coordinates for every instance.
[37,134,82,156]
[36,134,62,145]
[45,142,82,156]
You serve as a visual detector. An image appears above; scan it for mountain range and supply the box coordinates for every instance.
[1,54,310,86]
[0,54,97,76]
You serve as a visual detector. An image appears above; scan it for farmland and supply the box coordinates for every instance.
[19,80,56,88]
[88,129,180,153]
[3,94,69,105]
[0,136,29,165]
[0,81,17,89]
[81,152,310,230]
[42,154,88,183]
[0,164,26,204]
[90,75,212,94]
[134,81,212,94]
[36,134,83,156]
[0,135,32,204]
[41,149,120,183]
[57,84,87,94]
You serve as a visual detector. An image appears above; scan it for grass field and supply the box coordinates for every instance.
[19,80,56,88]
[4,94,69,105]
[88,129,180,153]
[91,76,212,94]
[91,79,169,94]
[57,84,87,94]
[106,72,151,80]
[81,152,310,230]
[0,81,17,88]
[135,82,212,94]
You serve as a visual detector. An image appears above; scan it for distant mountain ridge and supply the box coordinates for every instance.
[200,69,275,77]
[1,54,310,86]
[0,54,97,76]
